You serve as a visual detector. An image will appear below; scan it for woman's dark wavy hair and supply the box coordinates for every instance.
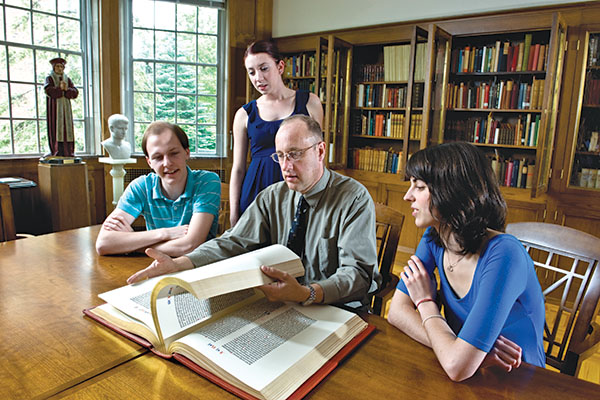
[244,40,282,63]
[406,141,507,254]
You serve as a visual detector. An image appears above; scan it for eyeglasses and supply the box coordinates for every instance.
[270,142,321,163]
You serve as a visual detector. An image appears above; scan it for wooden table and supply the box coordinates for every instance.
[0,226,149,399]
[3,227,599,399]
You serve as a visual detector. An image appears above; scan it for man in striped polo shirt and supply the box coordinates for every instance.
[96,121,220,257]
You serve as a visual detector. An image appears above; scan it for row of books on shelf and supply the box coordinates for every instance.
[588,34,600,67]
[285,79,315,92]
[583,75,600,105]
[349,147,404,174]
[383,43,427,81]
[355,84,407,108]
[355,64,385,82]
[446,78,545,110]
[575,167,600,189]
[352,112,423,139]
[490,157,535,188]
[446,113,541,146]
[451,34,548,74]
[283,53,316,78]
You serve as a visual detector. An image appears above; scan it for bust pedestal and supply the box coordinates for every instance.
[99,157,136,205]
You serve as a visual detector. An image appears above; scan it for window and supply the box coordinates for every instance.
[0,0,97,156]
[123,0,226,156]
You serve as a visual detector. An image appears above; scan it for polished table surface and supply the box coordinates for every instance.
[3,227,599,399]
[0,226,149,399]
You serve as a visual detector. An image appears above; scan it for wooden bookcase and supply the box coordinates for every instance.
[348,26,428,178]
[566,30,600,191]
[438,14,567,198]
[274,4,600,250]
[277,35,352,169]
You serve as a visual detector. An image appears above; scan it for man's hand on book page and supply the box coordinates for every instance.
[481,335,522,373]
[126,248,193,284]
[258,266,323,303]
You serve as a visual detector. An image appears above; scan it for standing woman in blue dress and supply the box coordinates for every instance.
[388,142,545,382]
[229,40,323,226]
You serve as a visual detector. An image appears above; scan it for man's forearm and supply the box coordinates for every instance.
[96,229,169,255]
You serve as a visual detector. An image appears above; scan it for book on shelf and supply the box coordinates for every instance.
[451,35,548,74]
[589,34,599,67]
[350,147,403,174]
[490,156,534,188]
[383,44,410,81]
[84,245,373,400]
[446,78,544,110]
[353,111,405,138]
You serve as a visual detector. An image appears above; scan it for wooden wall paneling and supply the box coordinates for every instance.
[555,193,600,238]
[505,198,547,224]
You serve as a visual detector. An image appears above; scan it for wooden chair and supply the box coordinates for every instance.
[0,183,17,242]
[506,222,600,376]
[370,203,405,316]
[218,182,230,235]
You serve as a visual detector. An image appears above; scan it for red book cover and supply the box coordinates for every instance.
[483,83,490,109]
[506,45,514,72]
[530,44,540,71]
[505,160,514,187]
[83,307,376,400]
[510,44,519,72]
[510,81,519,109]
[375,114,384,136]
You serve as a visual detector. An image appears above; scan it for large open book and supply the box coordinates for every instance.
[85,244,373,400]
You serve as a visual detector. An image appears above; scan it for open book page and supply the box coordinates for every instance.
[90,303,160,346]
[170,297,368,400]
[98,275,168,332]
[151,245,304,346]
[159,244,304,300]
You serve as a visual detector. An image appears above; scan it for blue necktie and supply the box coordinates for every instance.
[287,196,309,257]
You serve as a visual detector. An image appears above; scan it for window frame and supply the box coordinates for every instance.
[0,0,100,158]
[121,0,227,158]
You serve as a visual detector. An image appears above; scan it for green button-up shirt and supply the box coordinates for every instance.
[186,169,380,308]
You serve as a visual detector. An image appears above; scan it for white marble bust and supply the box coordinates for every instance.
[102,114,132,160]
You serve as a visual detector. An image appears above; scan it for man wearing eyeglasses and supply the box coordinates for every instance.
[127,114,380,310]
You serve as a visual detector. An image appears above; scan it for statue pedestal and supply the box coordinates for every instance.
[38,162,91,232]
[99,157,136,205]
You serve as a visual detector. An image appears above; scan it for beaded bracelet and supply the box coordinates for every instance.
[415,298,434,308]
[421,314,446,327]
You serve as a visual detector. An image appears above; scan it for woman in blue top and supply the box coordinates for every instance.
[388,142,545,382]
[230,40,323,226]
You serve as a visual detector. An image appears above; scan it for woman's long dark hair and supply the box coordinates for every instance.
[405,142,507,254]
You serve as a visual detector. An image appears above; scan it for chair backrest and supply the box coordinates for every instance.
[371,203,405,316]
[506,222,600,375]
[0,183,17,242]
[218,182,230,235]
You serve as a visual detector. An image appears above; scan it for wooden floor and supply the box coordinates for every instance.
[387,251,600,385]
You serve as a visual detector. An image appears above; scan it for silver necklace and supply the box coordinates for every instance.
[446,252,466,272]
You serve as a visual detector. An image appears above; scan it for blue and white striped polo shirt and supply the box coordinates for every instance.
[117,166,221,239]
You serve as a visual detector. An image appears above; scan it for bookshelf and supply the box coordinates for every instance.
[567,31,600,191]
[441,14,567,196]
[348,26,429,177]
[277,36,351,169]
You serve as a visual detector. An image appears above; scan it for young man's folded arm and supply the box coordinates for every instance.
[96,209,185,256]
[150,212,214,256]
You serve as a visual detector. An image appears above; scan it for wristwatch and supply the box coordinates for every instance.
[301,285,316,306]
